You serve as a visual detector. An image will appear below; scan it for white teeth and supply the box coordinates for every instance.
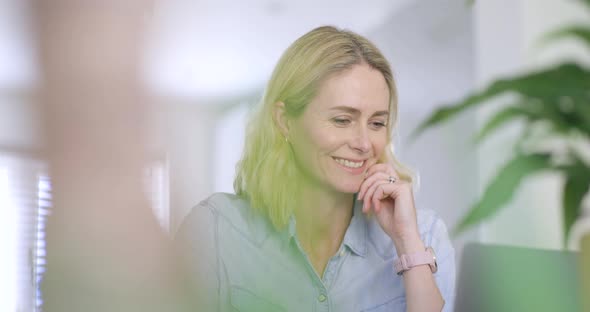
[334,158,364,168]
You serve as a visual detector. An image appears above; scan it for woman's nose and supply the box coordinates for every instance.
[350,126,371,154]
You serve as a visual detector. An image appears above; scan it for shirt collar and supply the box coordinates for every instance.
[275,214,297,249]
[342,194,368,257]
[282,194,368,257]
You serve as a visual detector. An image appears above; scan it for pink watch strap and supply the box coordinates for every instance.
[394,247,437,275]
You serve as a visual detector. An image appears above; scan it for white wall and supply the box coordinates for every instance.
[159,100,218,232]
[0,93,40,151]
[0,0,39,149]
[368,0,478,258]
[213,103,250,194]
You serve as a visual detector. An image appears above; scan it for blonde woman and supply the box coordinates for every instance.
[176,26,455,312]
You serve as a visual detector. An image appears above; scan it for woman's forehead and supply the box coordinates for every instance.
[309,65,390,114]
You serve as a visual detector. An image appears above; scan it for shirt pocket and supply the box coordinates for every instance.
[229,285,286,312]
[360,296,406,312]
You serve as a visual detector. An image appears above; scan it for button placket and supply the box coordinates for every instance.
[315,285,329,312]
[323,247,347,288]
[292,236,330,311]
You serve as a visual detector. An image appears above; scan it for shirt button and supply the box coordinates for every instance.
[339,250,345,257]
[318,294,327,302]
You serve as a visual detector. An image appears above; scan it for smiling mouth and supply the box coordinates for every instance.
[332,157,365,169]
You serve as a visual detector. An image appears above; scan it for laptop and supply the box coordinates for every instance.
[455,243,581,312]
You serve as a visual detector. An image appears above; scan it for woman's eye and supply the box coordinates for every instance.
[371,121,387,129]
[333,118,351,125]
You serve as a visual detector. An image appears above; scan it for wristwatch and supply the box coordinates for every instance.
[394,246,438,275]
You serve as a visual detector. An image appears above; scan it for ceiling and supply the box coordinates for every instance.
[145,0,414,102]
[0,0,413,104]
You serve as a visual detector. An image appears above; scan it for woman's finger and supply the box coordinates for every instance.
[361,175,388,211]
[359,171,389,199]
[373,196,380,214]
[362,179,379,213]
[363,179,394,213]
[360,164,399,199]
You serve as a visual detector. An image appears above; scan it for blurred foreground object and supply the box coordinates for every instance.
[34,1,194,311]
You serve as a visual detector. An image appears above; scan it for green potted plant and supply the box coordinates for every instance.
[411,0,590,246]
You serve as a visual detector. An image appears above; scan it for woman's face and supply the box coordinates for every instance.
[288,63,390,194]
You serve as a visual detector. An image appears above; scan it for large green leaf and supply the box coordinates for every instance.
[560,160,590,245]
[473,106,534,143]
[531,97,590,136]
[473,97,590,144]
[575,98,590,134]
[454,153,552,235]
[516,63,590,101]
[411,63,590,140]
[541,25,590,49]
[410,86,503,140]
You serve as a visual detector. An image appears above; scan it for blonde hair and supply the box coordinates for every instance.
[234,26,414,229]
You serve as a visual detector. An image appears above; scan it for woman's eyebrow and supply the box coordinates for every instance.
[372,111,390,117]
[329,106,389,117]
[329,106,360,114]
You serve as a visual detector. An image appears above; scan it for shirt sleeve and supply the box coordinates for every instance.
[174,201,223,311]
[427,216,456,312]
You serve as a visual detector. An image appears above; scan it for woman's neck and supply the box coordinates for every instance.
[294,186,354,268]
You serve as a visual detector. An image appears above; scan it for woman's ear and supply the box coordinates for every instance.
[273,101,290,138]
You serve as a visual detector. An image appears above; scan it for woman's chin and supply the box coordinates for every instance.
[335,182,362,194]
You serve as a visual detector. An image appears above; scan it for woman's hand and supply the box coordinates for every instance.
[357,163,423,254]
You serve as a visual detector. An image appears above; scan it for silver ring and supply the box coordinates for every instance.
[388,176,396,184]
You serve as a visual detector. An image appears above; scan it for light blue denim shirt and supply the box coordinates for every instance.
[175,193,455,312]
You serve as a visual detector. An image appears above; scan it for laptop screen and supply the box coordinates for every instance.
[455,243,580,312]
